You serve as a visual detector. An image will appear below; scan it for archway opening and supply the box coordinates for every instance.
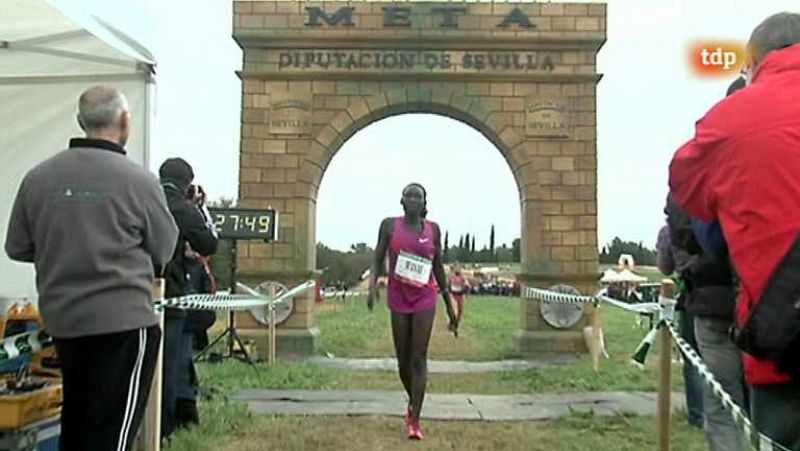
[314,113,522,361]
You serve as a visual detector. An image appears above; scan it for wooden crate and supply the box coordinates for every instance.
[0,382,62,430]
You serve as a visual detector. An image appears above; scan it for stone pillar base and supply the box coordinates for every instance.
[236,327,320,360]
[231,270,319,360]
[516,272,598,356]
[516,329,588,355]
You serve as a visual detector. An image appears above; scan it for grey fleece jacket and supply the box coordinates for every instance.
[4,139,178,338]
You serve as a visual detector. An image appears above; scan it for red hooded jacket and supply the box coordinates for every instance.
[669,43,800,385]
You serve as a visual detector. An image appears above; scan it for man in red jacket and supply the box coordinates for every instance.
[670,13,800,450]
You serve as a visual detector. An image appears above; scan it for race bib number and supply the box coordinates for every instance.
[450,284,464,293]
[394,251,433,287]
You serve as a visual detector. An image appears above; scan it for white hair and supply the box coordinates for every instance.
[77,86,129,130]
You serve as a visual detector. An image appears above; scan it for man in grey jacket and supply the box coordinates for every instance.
[5,85,178,451]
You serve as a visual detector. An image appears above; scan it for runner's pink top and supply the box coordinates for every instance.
[387,217,438,313]
[449,274,468,301]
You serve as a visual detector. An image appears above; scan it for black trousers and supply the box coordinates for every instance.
[54,325,161,451]
[751,383,800,451]
[161,313,185,438]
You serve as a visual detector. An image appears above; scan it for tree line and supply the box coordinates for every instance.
[598,237,657,266]
[211,236,655,289]
[206,199,656,287]
[442,226,521,264]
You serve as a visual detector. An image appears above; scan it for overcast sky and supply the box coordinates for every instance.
[51,0,799,251]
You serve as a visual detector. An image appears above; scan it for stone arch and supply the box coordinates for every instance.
[232,0,606,358]
[296,89,528,204]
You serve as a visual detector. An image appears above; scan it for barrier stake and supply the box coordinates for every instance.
[591,303,603,372]
[269,284,277,367]
[137,278,165,451]
[658,279,676,451]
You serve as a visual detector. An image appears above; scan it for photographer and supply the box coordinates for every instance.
[180,184,219,422]
[158,158,218,438]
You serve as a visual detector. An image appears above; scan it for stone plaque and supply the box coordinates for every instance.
[269,97,312,135]
[272,50,557,74]
[525,97,570,138]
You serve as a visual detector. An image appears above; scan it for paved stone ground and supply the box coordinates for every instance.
[306,355,581,373]
[232,389,686,421]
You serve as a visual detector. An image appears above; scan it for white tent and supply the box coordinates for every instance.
[617,269,648,283]
[600,269,622,284]
[0,0,155,300]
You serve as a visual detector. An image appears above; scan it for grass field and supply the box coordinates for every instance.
[316,295,682,393]
[317,294,518,361]
[167,400,705,451]
[165,295,699,450]
[212,413,705,451]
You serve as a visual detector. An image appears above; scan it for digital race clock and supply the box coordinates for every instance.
[208,208,278,241]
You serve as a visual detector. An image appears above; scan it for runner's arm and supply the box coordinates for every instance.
[369,218,392,291]
[431,223,454,317]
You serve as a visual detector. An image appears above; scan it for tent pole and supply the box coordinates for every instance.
[143,74,154,170]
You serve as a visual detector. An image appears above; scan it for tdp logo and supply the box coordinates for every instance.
[702,48,737,69]
[688,41,746,77]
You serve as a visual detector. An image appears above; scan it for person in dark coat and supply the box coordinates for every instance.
[158,158,218,438]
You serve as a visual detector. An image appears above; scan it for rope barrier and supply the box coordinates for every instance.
[523,285,660,314]
[153,294,271,311]
[269,280,316,305]
[596,293,660,315]
[526,284,787,451]
[523,287,596,304]
[0,329,52,361]
[0,280,316,363]
[665,322,788,451]
[630,323,659,369]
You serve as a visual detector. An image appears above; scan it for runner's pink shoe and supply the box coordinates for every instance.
[407,420,424,440]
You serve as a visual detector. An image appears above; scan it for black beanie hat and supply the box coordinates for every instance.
[159,157,194,190]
